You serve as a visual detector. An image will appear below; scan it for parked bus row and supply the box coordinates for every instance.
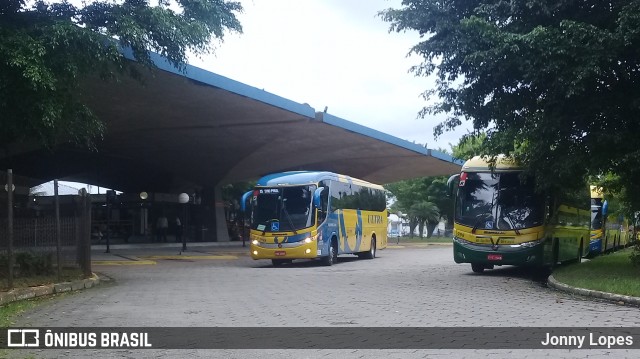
[587,185,638,257]
[447,156,639,274]
[240,161,638,272]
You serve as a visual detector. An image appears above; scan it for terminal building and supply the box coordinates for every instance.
[0,51,462,245]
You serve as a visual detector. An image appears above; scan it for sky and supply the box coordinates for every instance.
[188,0,472,151]
[51,0,474,193]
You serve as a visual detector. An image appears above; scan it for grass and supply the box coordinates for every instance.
[1,268,86,291]
[0,295,70,359]
[389,236,453,244]
[0,295,60,328]
[1,270,79,356]
[553,248,640,298]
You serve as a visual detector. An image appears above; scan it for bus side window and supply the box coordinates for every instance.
[318,182,329,224]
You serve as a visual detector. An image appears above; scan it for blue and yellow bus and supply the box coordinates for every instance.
[588,185,605,256]
[246,171,388,267]
[588,186,634,256]
[447,156,590,273]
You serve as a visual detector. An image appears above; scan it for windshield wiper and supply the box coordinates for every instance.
[499,210,521,235]
[281,203,298,235]
[472,213,493,234]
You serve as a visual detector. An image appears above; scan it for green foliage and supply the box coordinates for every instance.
[14,251,54,276]
[1,0,243,149]
[1,251,54,277]
[0,253,7,277]
[409,200,439,238]
[631,243,640,268]
[451,132,487,161]
[386,176,452,237]
[380,1,640,205]
[222,181,255,205]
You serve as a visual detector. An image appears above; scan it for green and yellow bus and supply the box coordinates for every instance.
[447,156,590,273]
[245,171,388,267]
[604,213,635,251]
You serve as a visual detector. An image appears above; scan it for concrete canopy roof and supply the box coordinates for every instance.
[1,52,463,192]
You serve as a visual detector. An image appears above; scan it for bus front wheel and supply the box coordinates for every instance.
[322,240,338,266]
[471,263,485,273]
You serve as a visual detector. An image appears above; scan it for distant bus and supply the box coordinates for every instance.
[447,156,590,273]
[588,185,605,255]
[588,186,634,256]
[604,213,634,251]
[245,171,388,267]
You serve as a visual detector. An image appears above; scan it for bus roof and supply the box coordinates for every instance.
[256,171,385,190]
[590,185,604,199]
[461,155,522,173]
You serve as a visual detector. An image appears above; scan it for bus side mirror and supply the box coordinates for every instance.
[313,187,324,208]
[602,200,608,217]
[240,190,253,212]
[446,174,460,197]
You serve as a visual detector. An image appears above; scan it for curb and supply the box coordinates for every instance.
[0,273,102,306]
[92,241,246,251]
[548,274,640,306]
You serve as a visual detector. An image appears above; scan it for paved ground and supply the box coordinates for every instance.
[6,243,640,358]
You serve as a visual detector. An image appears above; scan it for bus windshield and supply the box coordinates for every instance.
[251,185,316,232]
[590,198,603,230]
[456,172,543,230]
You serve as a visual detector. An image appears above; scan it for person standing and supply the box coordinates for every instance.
[156,214,168,242]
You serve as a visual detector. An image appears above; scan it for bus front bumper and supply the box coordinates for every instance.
[250,241,319,260]
[453,239,545,266]
[588,238,602,255]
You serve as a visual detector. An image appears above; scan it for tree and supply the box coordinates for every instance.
[451,133,486,161]
[409,200,439,238]
[386,176,451,238]
[386,178,425,237]
[1,0,243,150]
[380,1,640,207]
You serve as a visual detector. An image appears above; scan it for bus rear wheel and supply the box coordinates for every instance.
[471,263,485,273]
[359,238,376,259]
[576,239,583,264]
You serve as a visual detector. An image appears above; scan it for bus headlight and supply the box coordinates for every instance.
[251,240,259,245]
[520,238,545,248]
[304,234,319,244]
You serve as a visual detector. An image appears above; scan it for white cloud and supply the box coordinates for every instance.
[190,0,473,150]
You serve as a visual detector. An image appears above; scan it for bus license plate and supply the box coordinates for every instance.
[275,251,286,256]
[487,254,502,261]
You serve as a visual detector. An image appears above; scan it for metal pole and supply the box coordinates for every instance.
[7,169,14,289]
[182,204,187,252]
[105,201,111,253]
[241,208,246,247]
[54,179,62,281]
[83,189,92,277]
